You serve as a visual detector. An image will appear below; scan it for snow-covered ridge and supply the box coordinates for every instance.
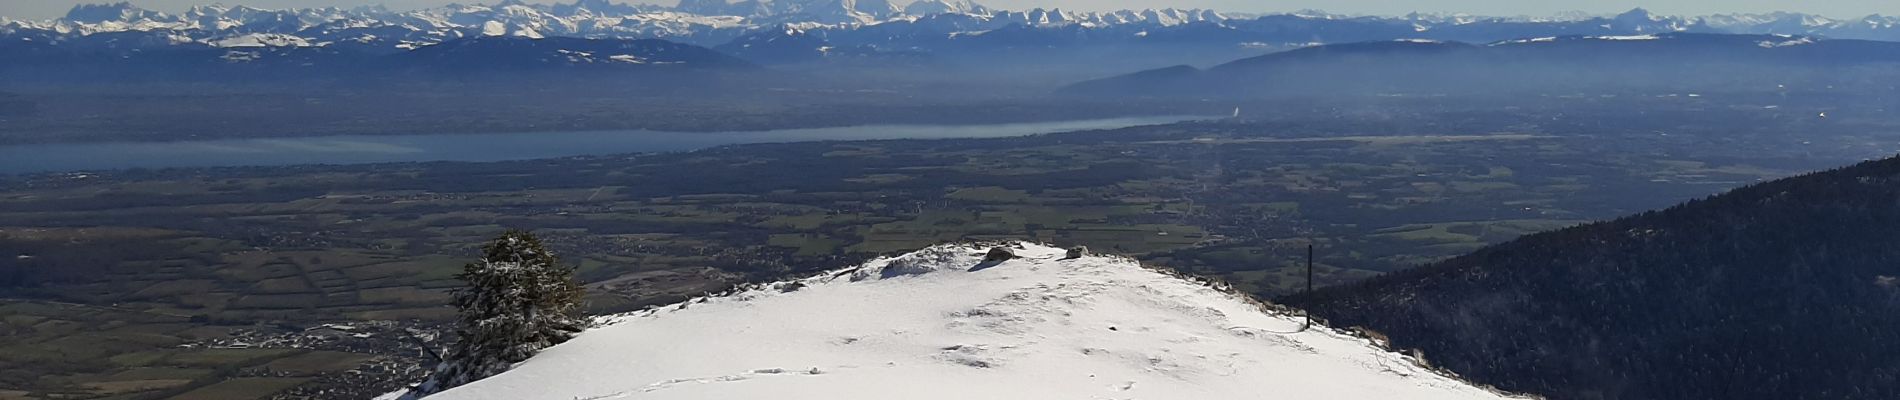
[409,242,1521,399]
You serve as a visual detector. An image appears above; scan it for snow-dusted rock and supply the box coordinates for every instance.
[1065,245,1089,259]
[209,32,316,47]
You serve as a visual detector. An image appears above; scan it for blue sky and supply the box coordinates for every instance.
[4,0,1898,20]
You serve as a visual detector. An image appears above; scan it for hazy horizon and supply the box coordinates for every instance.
[3,0,1899,21]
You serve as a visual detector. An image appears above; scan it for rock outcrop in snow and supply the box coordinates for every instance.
[407,242,1520,400]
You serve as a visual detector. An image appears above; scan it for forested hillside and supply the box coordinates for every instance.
[1286,155,1900,400]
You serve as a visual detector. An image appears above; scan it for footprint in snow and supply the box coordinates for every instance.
[634,366,835,394]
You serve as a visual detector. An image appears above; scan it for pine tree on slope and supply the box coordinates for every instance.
[406,230,586,397]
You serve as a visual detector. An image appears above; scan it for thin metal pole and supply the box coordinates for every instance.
[1305,243,1314,329]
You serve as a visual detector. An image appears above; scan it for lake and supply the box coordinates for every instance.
[0,116,1206,175]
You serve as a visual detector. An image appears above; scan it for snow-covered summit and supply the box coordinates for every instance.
[410,242,1519,399]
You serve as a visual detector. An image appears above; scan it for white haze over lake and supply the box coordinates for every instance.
[0,116,1206,174]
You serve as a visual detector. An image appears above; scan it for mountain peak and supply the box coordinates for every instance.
[903,0,989,16]
[64,2,161,24]
[1605,7,1684,31]
[1617,7,1654,20]
[410,242,1518,399]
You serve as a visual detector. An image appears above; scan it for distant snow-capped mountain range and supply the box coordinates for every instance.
[9,1,1900,86]
[0,0,1227,53]
[6,1,1900,55]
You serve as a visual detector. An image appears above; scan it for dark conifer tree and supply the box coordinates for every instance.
[406,230,585,397]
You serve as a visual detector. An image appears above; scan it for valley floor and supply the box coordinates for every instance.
[3,95,1894,398]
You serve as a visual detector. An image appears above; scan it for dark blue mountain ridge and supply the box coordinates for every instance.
[400,36,755,71]
[1283,145,1900,400]
[1062,32,1900,97]
[0,35,756,84]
